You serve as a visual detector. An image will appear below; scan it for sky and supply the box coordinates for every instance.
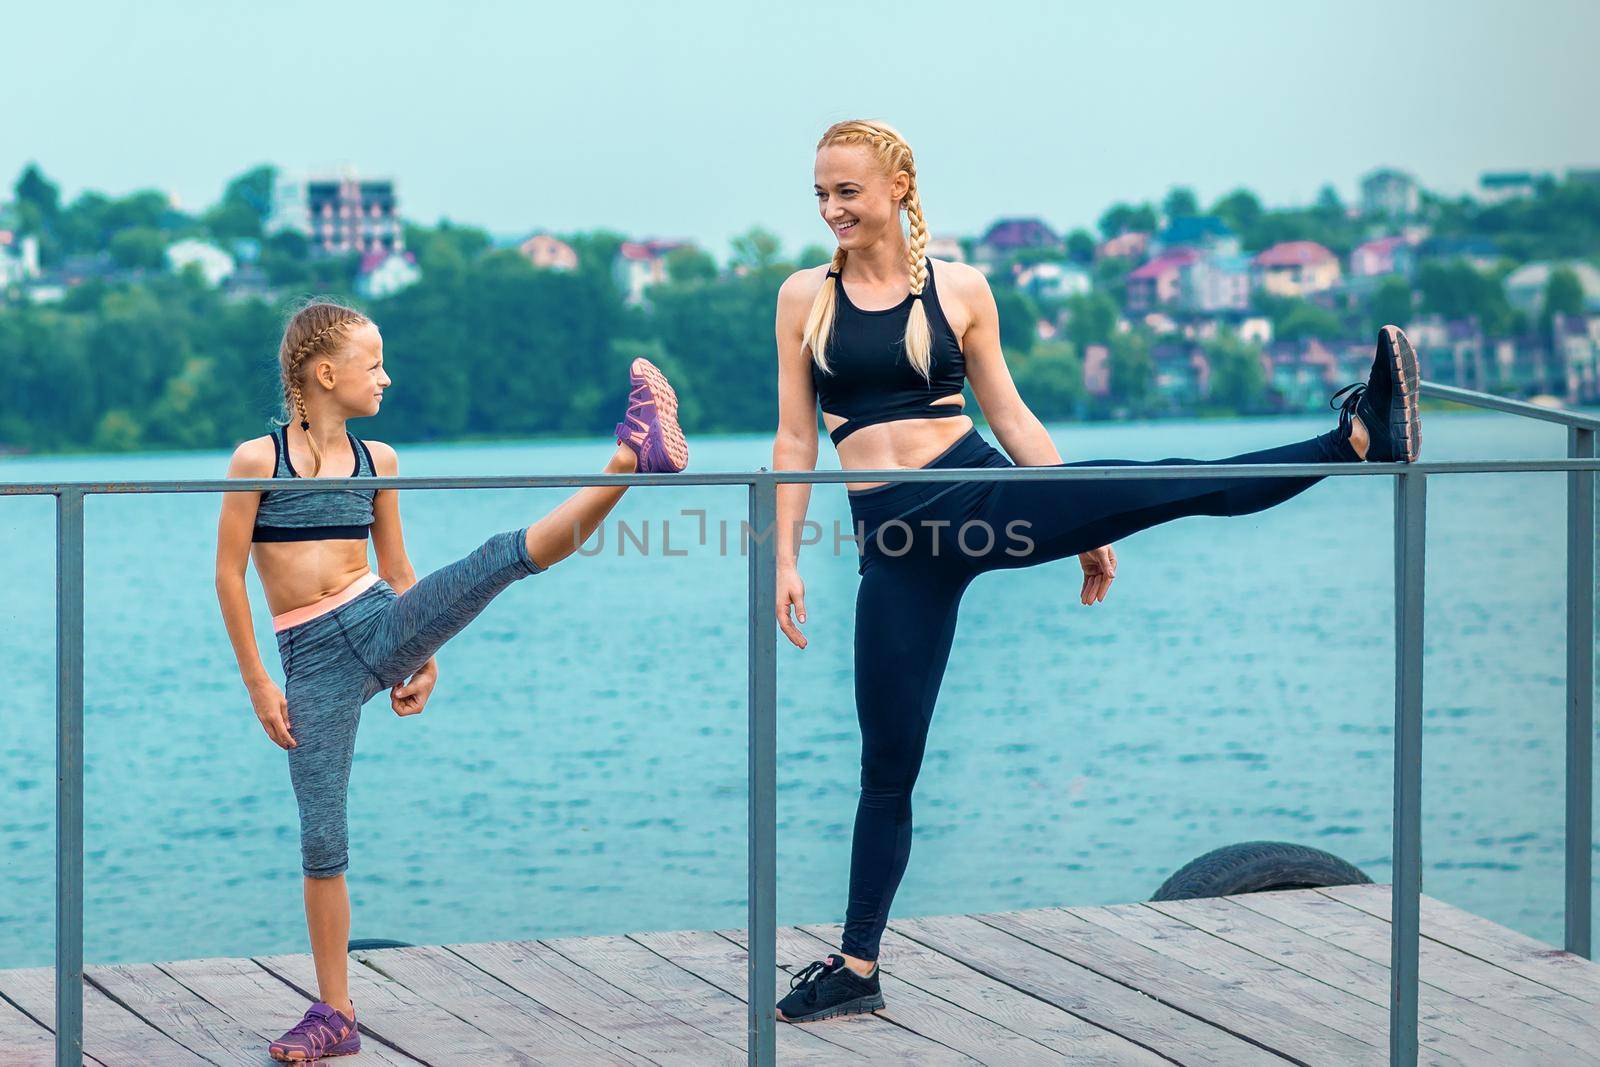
[6,0,1598,257]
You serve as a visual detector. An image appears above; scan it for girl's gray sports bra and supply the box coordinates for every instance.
[252,424,377,543]
[810,258,968,447]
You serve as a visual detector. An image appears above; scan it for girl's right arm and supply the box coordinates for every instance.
[215,438,296,749]
[772,268,825,650]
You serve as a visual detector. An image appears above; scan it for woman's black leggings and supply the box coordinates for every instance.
[837,424,1359,960]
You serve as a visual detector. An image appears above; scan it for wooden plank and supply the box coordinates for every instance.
[895,912,1285,1066]
[349,944,647,1065]
[544,933,848,1065]
[257,949,554,1065]
[449,939,744,1065]
[805,924,1168,1066]
[1231,890,1598,1057]
[87,961,283,1066]
[981,906,1373,1064]
[1147,895,1537,1064]
[1072,903,1462,1065]
[0,966,206,1065]
[0,994,58,1067]
[776,923,1163,1065]
[157,955,420,1065]
[630,928,971,1064]
[1320,883,1600,1005]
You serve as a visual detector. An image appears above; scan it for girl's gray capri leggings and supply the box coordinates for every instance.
[273,527,542,877]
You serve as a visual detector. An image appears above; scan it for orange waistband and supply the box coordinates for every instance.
[272,572,382,633]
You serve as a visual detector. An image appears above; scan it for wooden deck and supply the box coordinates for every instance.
[2,884,1597,1065]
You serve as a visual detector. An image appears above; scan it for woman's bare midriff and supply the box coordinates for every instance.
[825,394,973,491]
[252,539,374,617]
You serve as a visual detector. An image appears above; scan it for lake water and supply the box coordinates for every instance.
[0,412,1594,968]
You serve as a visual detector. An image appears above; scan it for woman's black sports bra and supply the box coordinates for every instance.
[251,424,378,542]
[810,258,967,446]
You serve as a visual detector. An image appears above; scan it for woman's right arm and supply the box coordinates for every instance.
[772,268,824,650]
[215,439,295,748]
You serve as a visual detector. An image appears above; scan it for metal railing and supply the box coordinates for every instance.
[2,381,1595,1067]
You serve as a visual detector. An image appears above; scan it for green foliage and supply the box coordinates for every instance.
[1009,340,1084,420]
[991,286,1039,354]
[1417,260,1516,334]
[1367,275,1415,332]
[1162,187,1199,220]
[730,227,784,273]
[1203,333,1268,413]
[1065,228,1095,264]
[1209,189,1263,234]
[1106,330,1154,410]
[664,244,717,284]
[109,227,168,269]
[1098,202,1158,239]
[1062,291,1119,348]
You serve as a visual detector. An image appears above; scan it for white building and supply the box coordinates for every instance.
[356,251,422,298]
[0,233,40,286]
[166,239,236,287]
[1015,260,1091,301]
[1479,171,1543,206]
[269,169,403,255]
[614,239,688,305]
[1359,168,1419,220]
[1504,261,1600,317]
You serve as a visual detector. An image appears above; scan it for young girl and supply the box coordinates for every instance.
[215,300,688,1060]
[768,119,1421,1022]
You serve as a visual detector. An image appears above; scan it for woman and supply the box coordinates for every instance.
[769,119,1419,1023]
[215,300,687,1060]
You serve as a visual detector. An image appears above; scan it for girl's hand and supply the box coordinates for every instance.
[249,679,295,749]
[1078,545,1117,605]
[391,666,436,717]
[777,566,808,649]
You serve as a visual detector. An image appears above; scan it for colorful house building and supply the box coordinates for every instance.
[1252,241,1341,297]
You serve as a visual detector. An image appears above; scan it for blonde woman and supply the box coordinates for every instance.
[216,301,687,1060]
[770,119,1420,1021]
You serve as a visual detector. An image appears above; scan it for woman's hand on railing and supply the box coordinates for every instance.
[777,565,808,649]
[1078,544,1117,606]
[249,679,295,749]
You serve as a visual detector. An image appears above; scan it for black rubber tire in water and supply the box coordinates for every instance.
[1151,841,1371,902]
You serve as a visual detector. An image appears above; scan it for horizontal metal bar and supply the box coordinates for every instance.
[6,457,1600,497]
[1420,381,1600,431]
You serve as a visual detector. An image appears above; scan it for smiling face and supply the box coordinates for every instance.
[313,321,390,417]
[814,143,911,252]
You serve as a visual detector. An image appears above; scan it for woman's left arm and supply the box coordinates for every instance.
[367,441,439,710]
[951,264,1117,605]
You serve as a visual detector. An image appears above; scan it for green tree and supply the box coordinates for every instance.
[664,244,717,283]
[1107,330,1154,410]
[1163,186,1199,220]
[1065,228,1096,263]
[1367,276,1414,333]
[1275,300,1343,342]
[1010,340,1084,420]
[1211,188,1263,235]
[1098,202,1158,239]
[1203,333,1267,413]
[730,227,783,273]
[992,286,1039,353]
[1062,291,1118,348]
[797,243,833,268]
[109,227,168,269]
[14,163,60,223]
[1542,265,1586,339]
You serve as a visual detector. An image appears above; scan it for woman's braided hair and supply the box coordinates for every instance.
[803,119,933,378]
[275,300,370,476]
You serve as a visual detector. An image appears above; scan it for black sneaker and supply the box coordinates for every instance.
[775,954,884,1023]
[1330,324,1422,463]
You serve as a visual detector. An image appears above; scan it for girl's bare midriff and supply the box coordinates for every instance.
[826,395,973,491]
[249,437,374,616]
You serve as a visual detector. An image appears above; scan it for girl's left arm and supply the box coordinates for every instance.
[367,442,439,694]
[950,263,1062,465]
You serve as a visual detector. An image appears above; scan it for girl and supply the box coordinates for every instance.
[769,120,1420,1023]
[215,300,688,1060]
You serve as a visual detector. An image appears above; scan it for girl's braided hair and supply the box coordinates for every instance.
[274,300,370,476]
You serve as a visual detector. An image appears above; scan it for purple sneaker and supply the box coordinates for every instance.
[615,357,689,473]
[269,1000,360,1061]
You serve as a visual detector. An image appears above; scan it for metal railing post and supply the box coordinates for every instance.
[746,475,778,1066]
[1391,470,1425,1067]
[55,489,85,1066]
[1567,427,1595,959]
